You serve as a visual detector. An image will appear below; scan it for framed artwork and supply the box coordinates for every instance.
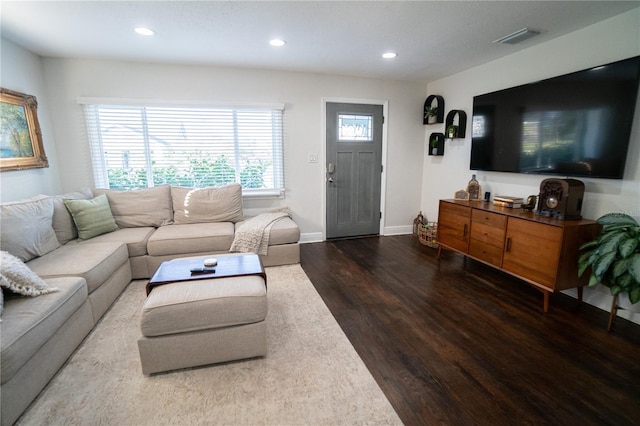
[0,88,48,171]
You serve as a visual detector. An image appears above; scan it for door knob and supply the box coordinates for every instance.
[328,177,335,183]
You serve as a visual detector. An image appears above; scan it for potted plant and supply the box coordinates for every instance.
[446,125,458,139]
[578,213,640,328]
[424,107,438,124]
[430,137,439,155]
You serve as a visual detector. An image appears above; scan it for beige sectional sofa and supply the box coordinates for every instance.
[0,183,300,425]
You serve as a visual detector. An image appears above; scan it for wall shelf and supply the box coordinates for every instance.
[423,95,444,125]
[445,110,467,138]
[428,132,445,156]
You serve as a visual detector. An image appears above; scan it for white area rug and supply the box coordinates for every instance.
[18,265,402,425]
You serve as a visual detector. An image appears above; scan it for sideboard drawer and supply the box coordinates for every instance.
[469,238,503,267]
[471,209,507,229]
[470,221,506,248]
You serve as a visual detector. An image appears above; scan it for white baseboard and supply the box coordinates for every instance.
[300,227,414,243]
[383,225,413,236]
[299,232,323,243]
[563,287,640,326]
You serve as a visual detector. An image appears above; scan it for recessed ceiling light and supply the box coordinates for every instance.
[269,39,286,47]
[382,52,397,59]
[134,27,155,36]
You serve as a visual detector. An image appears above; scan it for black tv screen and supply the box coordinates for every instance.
[470,56,640,179]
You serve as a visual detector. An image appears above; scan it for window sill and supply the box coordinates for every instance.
[242,188,285,199]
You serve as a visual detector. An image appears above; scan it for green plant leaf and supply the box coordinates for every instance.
[617,272,632,289]
[598,231,628,255]
[600,224,638,234]
[579,239,599,251]
[597,213,639,227]
[628,253,640,283]
[610,285,623,295]
[593,251,616,279]
[578,247,595,265]
[578,259,591,277]
[612,258,629,278]
[579,214,640,303]
[618,237,639,258]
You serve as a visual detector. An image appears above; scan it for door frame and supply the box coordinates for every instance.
[321,97,389,241]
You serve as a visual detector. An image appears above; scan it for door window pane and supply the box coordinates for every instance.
[338,114,373,142]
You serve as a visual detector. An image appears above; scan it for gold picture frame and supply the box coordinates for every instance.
[0,88,49,171]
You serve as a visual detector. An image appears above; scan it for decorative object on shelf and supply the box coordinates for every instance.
[446,125,458,139]
[412,211,425,234]
[454,189,469,200]
[536,178,584,220]
[0,88,49,171]
[522,195,538,211]
[493,195,524,208]
[423,95,444,125]
[417,221,438,248]
[445,109,467,138]
[428,132,445,156]
[466,174,482,201]
[413,211,438,248]
[578,213,640,330]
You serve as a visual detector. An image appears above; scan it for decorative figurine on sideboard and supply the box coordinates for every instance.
[466,174,481,201]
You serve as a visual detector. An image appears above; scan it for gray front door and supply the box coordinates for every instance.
[326,102,383,239]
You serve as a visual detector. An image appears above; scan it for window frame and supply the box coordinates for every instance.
[78,98,285,198]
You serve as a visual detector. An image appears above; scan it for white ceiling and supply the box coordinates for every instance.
[2,1,639,82]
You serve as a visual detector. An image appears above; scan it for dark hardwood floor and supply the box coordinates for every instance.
[300,235,640,426]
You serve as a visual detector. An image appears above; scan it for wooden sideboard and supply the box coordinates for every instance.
[437,199,601,312]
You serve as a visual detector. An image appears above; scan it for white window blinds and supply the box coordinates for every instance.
[80,100,284,196]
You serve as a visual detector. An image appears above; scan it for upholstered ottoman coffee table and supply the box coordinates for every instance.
[137,254,268,375]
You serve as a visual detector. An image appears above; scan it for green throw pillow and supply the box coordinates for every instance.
[63,194,118,240]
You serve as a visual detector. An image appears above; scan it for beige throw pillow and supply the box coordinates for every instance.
[52,188,94,244]
[64,194,118,240]
[94,185,173,228]
[0,195,60,262]
[0,251,59,297]
[171,183,243,224]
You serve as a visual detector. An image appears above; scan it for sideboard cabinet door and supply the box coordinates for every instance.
[437,200,471,253]
[502,217,562,288]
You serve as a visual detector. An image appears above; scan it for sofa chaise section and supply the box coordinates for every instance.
[68,227,156,279]
[0,277,94,426]
[27,242,132,323]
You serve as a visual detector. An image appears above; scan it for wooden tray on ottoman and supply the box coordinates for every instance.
[146,253,266,295]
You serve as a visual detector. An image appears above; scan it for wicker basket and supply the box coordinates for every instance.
[417,222,438,248]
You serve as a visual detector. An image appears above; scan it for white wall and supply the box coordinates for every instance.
[40,59,426,240]
[421,9,640,323]
[0,39,61,200]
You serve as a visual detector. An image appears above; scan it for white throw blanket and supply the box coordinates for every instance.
[230,210,291,255]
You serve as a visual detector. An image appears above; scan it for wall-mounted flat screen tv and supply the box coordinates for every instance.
[470,56,640,179]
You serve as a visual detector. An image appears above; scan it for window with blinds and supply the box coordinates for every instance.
[80,101,284,196]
